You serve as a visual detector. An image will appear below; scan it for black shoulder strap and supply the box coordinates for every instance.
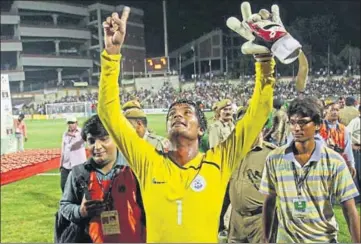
[72,164,91,201]
[72,165,90,182]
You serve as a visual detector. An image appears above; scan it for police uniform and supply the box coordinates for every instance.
[208,99,235,148]
[208,99,235,236]
[123,106,170,154]
[144,131,170,154]
[218,105,247,238]
[228,138,278,243]
[265,108,288,146]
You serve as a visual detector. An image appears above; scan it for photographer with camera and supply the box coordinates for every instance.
[319,102,356,178]
[58,115,146,243]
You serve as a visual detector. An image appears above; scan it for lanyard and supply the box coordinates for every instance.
[291,162,313,196]
[95,166,122,209]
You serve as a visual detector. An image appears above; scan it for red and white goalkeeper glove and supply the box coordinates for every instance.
[227,2,309,91]
[244,5,301,64]
[226,2,272,62]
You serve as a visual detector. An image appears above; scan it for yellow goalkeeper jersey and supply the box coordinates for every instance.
[98,50,274,243]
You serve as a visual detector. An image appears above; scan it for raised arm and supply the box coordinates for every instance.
[97,9,163,185]
[205,59,275,177]
[207,2,306,179]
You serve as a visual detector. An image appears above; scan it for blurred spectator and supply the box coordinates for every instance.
[13,114,28,152]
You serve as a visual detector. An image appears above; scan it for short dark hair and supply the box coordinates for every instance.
[81,114,109,141]
[273,98,284,110]
[345,96,356,106]
[19,114,25,119]
[287,97,322,125]
[166,99,207,133]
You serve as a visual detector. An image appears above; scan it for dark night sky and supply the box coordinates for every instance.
[1,0,360,57]
[98,0,360,57]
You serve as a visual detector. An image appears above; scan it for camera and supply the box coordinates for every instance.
[330,145,344,154]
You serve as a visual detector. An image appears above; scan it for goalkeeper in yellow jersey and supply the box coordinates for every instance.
[97,2,307,243]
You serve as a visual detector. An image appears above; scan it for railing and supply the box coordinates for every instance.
[20,22,88,31]
[21,54,90,59]
[42,0,87,8]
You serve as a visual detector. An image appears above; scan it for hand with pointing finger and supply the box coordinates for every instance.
[103,7,131,55]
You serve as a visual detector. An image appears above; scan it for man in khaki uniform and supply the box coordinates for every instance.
[123,100,170,153]
[339,96,358,126]
[228,132,278,243]
[220,105,247,235]
[208,99,235,240]
[208,99,235,148]
[264,98,288,146]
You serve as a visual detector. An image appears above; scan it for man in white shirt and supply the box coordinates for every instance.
[59,117,87,192]
[347,105,361,203]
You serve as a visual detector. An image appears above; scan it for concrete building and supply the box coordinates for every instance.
[169,28,254,80]
[1,1,145,93]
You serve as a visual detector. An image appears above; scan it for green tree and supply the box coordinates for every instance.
[287,15,339,72]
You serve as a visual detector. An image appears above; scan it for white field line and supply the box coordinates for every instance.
[37,173,60,176]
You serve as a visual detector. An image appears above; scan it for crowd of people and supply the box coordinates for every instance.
[139,76,360,110]
[275,77,361,100]
[13,75,360,116]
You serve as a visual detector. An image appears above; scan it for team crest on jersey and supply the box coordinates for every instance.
[191,175,206,192]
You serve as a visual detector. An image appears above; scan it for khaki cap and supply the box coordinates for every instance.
[122,100,141,112]
[217,99,232,111]
[124,108,146,118]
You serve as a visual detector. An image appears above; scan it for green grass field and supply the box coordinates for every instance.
[1,115,359,243]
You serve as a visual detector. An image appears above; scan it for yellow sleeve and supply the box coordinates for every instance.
[204,59,275,180]
[208,124,220,148]
[97,50,163,187]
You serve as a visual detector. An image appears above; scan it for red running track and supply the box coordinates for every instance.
[0,149,61,186]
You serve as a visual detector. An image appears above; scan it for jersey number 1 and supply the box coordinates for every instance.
[176,200,182,225]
